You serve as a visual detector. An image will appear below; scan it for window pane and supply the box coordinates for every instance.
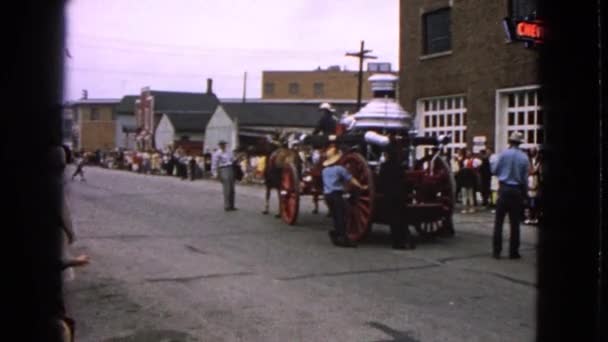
[508,94,515,107]
[454,98,461,109]
[424,8,451,54]
[518,92,526,106]
[508,112,515,126]
[447,114,452,126]
[455,131,460,143]
[424,116,430,128]
[313,82,324,97]
[432,100,437,111]
[527,130,535,143]
[518,112,525,125]
[527,111,535,125]
[462,130,467,143]
[424,101,429,111]
[439,115,445,127]
[432,115,437,127]
[447,98,453,109]
[528,91,536,106]
[288,83,299,95]
[455,113,460,126]
[439,99,445,110]
[537,110,544,125]
[462,113,467,126]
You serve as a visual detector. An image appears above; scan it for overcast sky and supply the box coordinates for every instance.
[64,0,399,101]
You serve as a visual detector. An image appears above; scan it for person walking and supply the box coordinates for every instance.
[71,153,86,182]
[525,147,541,225]
[212,140,237,211]
[321,143,367,247]
[492,131,530,259]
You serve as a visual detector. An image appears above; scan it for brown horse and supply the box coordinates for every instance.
[262,146,302,216]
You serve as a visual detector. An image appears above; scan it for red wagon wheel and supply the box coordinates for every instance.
[340,151,375,242]
[279,162,300,225]
[413,155,456,237]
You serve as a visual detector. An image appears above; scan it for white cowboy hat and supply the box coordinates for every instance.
[508,131,524,144]
[319,102,336,112]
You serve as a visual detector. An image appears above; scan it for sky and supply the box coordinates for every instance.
[64,0,399,101]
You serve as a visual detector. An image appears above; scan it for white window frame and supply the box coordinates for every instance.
[415,94,467,158]
[495,85,542,153]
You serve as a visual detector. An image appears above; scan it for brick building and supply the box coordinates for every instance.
[399,0,541,154]
[134,79,219,151]
[67,99,120,152]
[262,63,397,101]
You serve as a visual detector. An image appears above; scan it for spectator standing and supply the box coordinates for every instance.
[525,147,541,225]
[459,149,481,213]
[479,149,493,207]
[212,140,237,211]
[491,131,529,259]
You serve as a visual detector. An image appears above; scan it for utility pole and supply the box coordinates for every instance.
[242,71,247,103]
[346,40,377,111]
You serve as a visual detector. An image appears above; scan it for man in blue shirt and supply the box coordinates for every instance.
[491,131,530,259]
[322,143,367,247]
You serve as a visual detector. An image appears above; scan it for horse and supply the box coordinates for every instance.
[261,131,324,217]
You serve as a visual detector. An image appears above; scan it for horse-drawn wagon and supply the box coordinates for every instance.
[267,74,457,242]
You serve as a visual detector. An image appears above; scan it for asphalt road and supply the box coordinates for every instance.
[63,166,537,342]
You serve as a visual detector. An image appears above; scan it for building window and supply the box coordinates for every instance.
[499,89,543,151]
[264,82,275,96]
[417,95,467,157]
[288,82,300,95]
[509,0,537,20]
[313,82,324,97]
[422,8,451,55]
[90,107,100,121]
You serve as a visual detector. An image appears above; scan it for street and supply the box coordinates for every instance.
[64,166,537,342]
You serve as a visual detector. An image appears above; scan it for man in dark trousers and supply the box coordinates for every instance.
[313,102,338,136]
[491,132,530,259]
[321,143,367,247]
[379,144,416,250]
[479,149,493,207]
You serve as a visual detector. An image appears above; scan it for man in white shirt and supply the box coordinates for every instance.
[212,140,237,211]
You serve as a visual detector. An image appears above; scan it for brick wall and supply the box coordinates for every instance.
[262,70,398,100]
[399,0,539,149]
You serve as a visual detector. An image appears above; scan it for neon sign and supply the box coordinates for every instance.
[515,20,545,43]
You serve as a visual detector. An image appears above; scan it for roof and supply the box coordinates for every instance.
[165,112,213,133]
[222,102,359,127]
[220,98,365,104]
[150,91,220,113]
[65,98,121,107]
[116,95,138,115]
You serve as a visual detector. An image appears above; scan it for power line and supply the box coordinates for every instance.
[70,32,347,56]
[66,66,259,79]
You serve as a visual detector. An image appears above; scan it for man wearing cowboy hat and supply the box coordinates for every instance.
[322,142,367,247]
[491,131,530,259]
[212,140,237,211]
[313,102,338,136]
